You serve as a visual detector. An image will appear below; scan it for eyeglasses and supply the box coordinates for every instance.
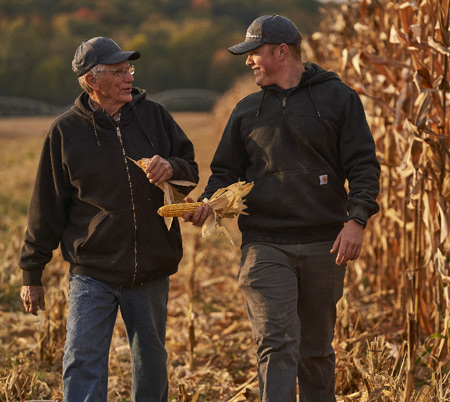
[97,65,135,77]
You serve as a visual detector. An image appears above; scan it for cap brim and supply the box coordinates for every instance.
[102,50,141,65]
[228,41,263,55]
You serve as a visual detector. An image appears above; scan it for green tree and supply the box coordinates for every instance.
[167,19,222,89]
[129,17,178,94]
[0,17,47,97]
[0,0,322,108]
[30,55,77,106]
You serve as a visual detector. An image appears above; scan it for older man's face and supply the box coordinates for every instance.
[94,60,135,106]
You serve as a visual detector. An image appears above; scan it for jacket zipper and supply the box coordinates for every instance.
[114,125,139,286]
[281,96,287,115]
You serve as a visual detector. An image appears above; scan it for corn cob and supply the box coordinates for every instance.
[157,202,205,217]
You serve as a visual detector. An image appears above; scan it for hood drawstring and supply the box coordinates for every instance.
[132,105,155,148]
[90,113,101,147]
[308,84,321,118]
[256,89,267,117]
[87,103,155,149]
[87,98,101,147]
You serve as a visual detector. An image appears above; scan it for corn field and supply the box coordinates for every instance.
[307,0,450,400]
[1,0,450,401]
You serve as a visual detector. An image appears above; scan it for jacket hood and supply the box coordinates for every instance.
[298,62,341,87]
[261,62,341,92]
[72,87,146,119]
[258,63,342,118]
[71,87,149,146]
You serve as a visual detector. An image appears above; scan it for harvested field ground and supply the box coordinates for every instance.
[3,0,450,400]
[0,102,448,401]
[0,113,252,402]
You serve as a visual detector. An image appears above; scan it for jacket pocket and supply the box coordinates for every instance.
[73,209,133,266]
[247,168,348,225]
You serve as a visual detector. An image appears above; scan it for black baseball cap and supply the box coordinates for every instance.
[228,15,302,55]
[72,37,141,77]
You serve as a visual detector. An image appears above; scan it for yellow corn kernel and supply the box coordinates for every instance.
[157,202,205,217]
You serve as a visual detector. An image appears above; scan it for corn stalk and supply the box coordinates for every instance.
[311,0,450,398]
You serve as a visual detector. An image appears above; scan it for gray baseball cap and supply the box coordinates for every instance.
[228,15,301,55]
[72,37,141,77]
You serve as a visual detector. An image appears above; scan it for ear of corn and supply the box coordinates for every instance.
[157,181,253,244]
[157,202,205,217]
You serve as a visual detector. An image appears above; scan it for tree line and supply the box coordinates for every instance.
[0,0,322,107]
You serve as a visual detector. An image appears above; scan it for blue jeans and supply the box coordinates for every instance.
[239,241,346,402]
[63,273,170,402]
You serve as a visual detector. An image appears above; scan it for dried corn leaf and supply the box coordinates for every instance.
[389,25,402,44]
[341,48,348,74]
[399,2,415,32]
[434,249,450,284]
[399,126,422,171]
[409,48,425,72]
[384,208,405,226]
[410,24,421,43]
[420,193,433,267]
[414,92,432,128]
[427,37,450,56]
[437,202,449,245]
[437,6,450,46]
[227,386,260,402]
[413,69,436,92]
[351,51,362,76]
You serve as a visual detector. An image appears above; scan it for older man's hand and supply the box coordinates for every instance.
[145,155,173,186]
[20,285,46,316]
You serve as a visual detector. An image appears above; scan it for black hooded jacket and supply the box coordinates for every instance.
[201,63,380,245]
[19,88,199,287]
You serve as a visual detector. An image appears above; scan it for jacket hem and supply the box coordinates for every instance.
[70,264,177,287]
[240,224,343,246]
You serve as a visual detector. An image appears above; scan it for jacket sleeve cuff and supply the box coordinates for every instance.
[22,269,44,286]
[347,205,371,228]
[350,217,366,228]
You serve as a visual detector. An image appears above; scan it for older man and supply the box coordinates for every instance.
[19,37,199,402]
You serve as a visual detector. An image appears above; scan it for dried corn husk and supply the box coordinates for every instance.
[127,157,254,243]
[199,181,254,245]
[158,180,254,244]
[127,156,197,229]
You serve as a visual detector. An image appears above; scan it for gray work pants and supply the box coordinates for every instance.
[238,241,346,402]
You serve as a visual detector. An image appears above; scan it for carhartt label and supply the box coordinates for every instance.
[319,175,328,185]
